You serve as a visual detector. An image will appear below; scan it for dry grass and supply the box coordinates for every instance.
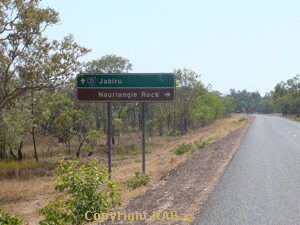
[1,114,249,224]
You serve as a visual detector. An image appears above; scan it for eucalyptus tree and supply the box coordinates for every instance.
[0,0,90,112]
[0,93,32,160]
[172,68,206,134]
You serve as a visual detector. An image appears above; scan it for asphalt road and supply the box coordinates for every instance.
[193,115,300,225]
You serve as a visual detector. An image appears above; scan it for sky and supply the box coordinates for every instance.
[40,0,300,96]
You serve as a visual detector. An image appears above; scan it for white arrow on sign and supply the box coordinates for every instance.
[81,78,86,84]
[164,92,171,97]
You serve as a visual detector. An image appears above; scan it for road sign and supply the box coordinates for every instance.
[76,73,176,102]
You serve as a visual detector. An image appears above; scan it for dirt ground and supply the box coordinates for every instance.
[90,116,254,225]
[1,115,254,224]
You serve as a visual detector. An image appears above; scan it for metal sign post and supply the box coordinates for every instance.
[76,73,176,174]
[142,102,146,173]
[107,102,112,179]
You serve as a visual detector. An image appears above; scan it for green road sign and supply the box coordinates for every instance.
[76,73,176,102]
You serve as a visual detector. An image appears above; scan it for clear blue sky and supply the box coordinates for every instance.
[41,0,300,96]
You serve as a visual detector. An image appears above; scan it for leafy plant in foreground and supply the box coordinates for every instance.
[0,206,23,225]
[38,158,121,225]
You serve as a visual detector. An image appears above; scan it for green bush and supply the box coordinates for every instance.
[123,172,151,189]
[38,158,121,225]
[238,117,248,122]
[173,143,192,155]
[0,206,23,225]
[233,117,248,124]
[128,126,134,132]
[194,140,210,149]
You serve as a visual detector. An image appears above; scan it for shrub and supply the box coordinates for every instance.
[194,140,210,149]
[238,117,248,122]
[173,143,192,155]
[0,206,23,225]
[123,172,151,189]
[38,158,121,225]
[128,126,134,132]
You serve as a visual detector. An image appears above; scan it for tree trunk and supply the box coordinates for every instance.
[18,141,23,161]
[103,103,107,134]
[96,116,101,130]
[32,126,38,162]
[76,135,86,158]
[0,142,6,159]
[10,148,17,159]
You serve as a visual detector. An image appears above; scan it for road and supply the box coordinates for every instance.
[193,115,300,225]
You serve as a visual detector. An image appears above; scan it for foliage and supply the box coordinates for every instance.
[0,0,90,112]
[227,89,263,113]
[0,99,32,155]
[85,54,132,73]
[0,206,23,225]
[123,172,151,189]
[38,158,121,225]
[146,118,156,137]
[173,143,193,155]
[238,117,248,122]
[223,97,236,117]
[257,96,275,114]
[271,76,300,116]
[194,139,210,149]
[86,129,100,149]
[127,126,134,132]
[112,118,124,144]
[195,93,223,126]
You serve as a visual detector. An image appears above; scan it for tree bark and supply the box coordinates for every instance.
[10,148,17,159]
[76,135,86,158]
[0,142,6,159]
[32,126,38,162]
[18,141,23,161]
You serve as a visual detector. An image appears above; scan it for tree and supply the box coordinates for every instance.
[195,93,223,126]
[0,0,90,112]
[85,55,133,145]
[0,96,32,160]
[85,54,132,74]
[172,68,206,134]
[223,97,236,117]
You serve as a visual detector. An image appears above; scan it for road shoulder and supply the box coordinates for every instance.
[93,116,255,225]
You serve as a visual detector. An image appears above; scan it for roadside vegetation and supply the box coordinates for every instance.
[271,75,300,118]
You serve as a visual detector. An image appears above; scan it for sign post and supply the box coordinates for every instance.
[76,73,176,175]
[107,102,112,179]
[142,102,146,173]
